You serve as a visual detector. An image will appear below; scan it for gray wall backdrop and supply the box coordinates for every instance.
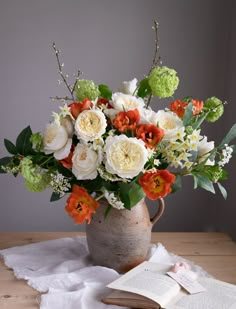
[0,0,235,237]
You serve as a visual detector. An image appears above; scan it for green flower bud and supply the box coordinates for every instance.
[148,66,179,98]
[74,79,100,101]
[20,157,43,184]
[204,97,224,122]
[30,133,43,152]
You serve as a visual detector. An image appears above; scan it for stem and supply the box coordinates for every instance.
[149,20,161,75]
[50,96,74,102]
[72,70,82,94]
[52,43,75,101]
[96,193,105,201]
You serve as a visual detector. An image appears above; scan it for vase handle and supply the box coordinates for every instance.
[150,198,165,227]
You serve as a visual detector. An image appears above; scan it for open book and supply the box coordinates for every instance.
[102,261,236,309]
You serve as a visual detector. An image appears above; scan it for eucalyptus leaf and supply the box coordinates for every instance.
[192,112,209,130]
[193,174,215,194]
[217,182,227,200]
[218,123,236,149]
[16,126,33,156]
[171,175,182,193]
[183,103,193,126]
[4,139,17,155]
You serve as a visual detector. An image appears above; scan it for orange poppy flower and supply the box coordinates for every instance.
[170,100,188,118]
[139,170,176,200]
[59,145,74,169]
[113,108,140,132]
[170,99,204,118]
[136,124,164,149]
[69,98,93,119]
[65,185,99,224]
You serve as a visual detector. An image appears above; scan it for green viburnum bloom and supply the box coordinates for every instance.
[148,66,179,98]
[74,79,100,101]
[25,173,50,192]
[20,157,50,192]
[204,97,224,122]
[30,132,43,152]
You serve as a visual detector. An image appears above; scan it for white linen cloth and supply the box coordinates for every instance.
[0,235,210,309]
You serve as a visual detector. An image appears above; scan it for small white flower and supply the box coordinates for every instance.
[154,159,161,167]
[118,78,138,95]
[155,110,184,141]
[59,104,72,118]
[104,191,125,210]
[104,135,148,179]
[218,144,233,167]
[111,92,145,112]
[72,143,101,180]
[52,112,61,127]
[75,109,107,142]
[50,172,71,197]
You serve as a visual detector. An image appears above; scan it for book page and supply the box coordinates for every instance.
[167,277,236,309]
[107,261,181,307]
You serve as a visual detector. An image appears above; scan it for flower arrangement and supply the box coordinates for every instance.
[1,22,236,225]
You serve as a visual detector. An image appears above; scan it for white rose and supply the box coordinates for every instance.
[104,135,148,179]
[155,110,184,140]
[119,78,138,95]
[111,92,145,111]
[72,143,100,180]
[75,109,107,142]
[197,136,215,165]
[43,123,72,159]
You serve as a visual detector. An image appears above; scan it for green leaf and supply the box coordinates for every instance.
[50,192,62,202]
[4,139,18,154]
[119,178,145,210]
[217,182,227,200]
[193,174,215,194]
[183,103,193,126]
[98,84,112,100]
[192,112,209,130]
[218,123,236,149]
[171,175,182,193]
[16,126,33,156]
[137,78,151,98]
[0,156,12,173]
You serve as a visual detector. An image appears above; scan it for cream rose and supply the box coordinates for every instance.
[72,143,100,180]
[118,78,138,95]
[75,109,107,142]
[104,135,148,179]
[111,92,145,111]
[155,110,184,140]
[197,136,215,165]
[43,123,72,160]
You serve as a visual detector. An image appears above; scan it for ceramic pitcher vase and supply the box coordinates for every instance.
[86,198,165,273]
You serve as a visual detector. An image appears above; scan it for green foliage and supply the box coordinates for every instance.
[218,124,236,149]
[137,78,151,98]
[98,84,112,100]
[119,176,145,210]
[0,157,12,173]
[183,103,193,126]
[4,139,17,155]
[217,182,227,200]
[171,175,182,193]
[16,126,34,156]
[50,192,62,202]
[193,173,215,194]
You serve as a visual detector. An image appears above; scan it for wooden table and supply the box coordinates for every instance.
[0,232,236,308]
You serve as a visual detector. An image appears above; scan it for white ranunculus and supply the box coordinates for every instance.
[119,78,138,95]
[197,136,215,165]
[43,123,71,159]
[75,109,107,142]
[72,143,100,180]
[111,92,145,111]
[155,110,184,140]
[104,135,148,179]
